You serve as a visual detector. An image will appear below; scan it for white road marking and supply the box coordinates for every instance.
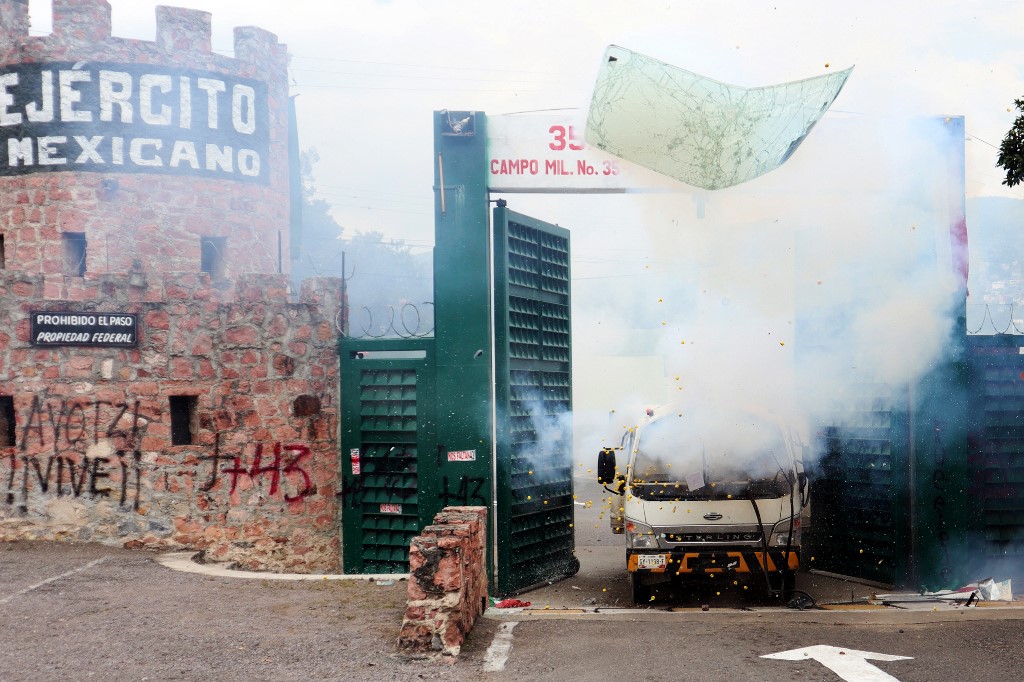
[0,556,109,605]
[762,644,913,682]
[482,621,519,672]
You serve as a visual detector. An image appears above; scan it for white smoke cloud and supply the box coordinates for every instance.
[565,112,966,468]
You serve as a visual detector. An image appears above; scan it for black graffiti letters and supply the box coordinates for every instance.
[18,397,143,454]
[437,476,486,507]
[4,451,142,512]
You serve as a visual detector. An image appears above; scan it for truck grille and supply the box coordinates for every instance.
[663,531,762,543]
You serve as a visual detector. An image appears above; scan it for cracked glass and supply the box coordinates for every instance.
[585,45,853,190]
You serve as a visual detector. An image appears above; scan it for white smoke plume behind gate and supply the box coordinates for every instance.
[561,112,965,468]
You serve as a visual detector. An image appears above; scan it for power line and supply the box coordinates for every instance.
[315,190,430,209]
[326,202,432,216]
[289,54,562,76]
[970,134,1000,150]
[289,66,566,85]
[291,82,572,93]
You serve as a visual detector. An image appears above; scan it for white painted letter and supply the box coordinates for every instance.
[59,70,92,122]
[73,135,104,164]
[179,76,191,129]
[196,77,226,129]
[37,136,67,165]
[140,74,172,125]
[205,143,232,172]
[237,149,260,176]
[169,140,199,169]
[231,84,256,134]
[26,70,54,123]
[0,72,22,126]
[7,137,33,166]
[111,136,124,165]
[99,71,133,123]
[129,138,162,166]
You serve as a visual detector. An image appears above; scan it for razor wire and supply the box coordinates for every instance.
[338,302,434,338]
[966,303,1024,335]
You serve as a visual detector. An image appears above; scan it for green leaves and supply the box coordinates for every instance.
[997,98,1024,188]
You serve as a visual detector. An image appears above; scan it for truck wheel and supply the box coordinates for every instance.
[630,573,650,604]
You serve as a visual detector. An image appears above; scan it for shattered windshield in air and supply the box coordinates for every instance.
[584,45,852,190]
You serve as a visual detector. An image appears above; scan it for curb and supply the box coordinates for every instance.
[156,551,410,583]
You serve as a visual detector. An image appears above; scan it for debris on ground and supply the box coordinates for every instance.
[494,598,532,608]
[873,577,1013,608]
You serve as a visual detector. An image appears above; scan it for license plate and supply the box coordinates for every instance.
[637,554,667,570]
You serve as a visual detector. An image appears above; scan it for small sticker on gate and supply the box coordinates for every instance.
[350,448,361,475]
[447,449,477,462]
[637,554,667,570]
[380,504,402,514]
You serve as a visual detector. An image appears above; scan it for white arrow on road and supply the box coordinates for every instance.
[761,644,913,682]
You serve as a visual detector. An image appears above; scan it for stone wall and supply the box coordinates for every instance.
[0,270,343,572]
[398,507,488,658]
[0,1,346,573]
[0,0,291,280]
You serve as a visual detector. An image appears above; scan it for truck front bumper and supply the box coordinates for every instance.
[627,547,799,575]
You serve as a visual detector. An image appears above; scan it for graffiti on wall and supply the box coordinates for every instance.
[201,435,315,501]
[19,396,144,452]
[1,396,329,513]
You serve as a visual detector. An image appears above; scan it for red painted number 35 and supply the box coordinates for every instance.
[548,125,585,151]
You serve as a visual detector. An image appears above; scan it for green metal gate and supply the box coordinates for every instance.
[493,205,578,595]
[809,386,912,585]
[339,339,436,574]
[336,112,578,589]
[807,332,971,591]
[967,333,1024,584]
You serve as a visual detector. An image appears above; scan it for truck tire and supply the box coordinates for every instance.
[630,573,650,604]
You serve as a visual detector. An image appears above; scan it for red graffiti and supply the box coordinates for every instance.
[212,442,315,501]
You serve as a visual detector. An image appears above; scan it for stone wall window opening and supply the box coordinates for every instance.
[0,396,15,447]
[169,395,198,446]
[200,237,227,281]
[0,233,6,269]
[63,232,87,277]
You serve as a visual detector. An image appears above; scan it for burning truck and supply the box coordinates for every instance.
[597,405,809,603]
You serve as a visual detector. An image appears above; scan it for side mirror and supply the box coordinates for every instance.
[597,448,616,484]
[797,472,809,507]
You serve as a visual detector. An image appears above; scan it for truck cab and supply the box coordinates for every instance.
[597,405,808,604]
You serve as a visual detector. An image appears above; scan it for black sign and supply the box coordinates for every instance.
[30,312,138,347]
[0,62,269,183]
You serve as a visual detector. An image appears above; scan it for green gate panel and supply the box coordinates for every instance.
[430,111,497,584]
[493,205,578,596]
[809,350,972,591]
[967,334,1024,584]
[912,327,970,592]
[808,385,912,586]
[339,338,437,574]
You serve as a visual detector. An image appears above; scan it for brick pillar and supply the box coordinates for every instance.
[397,506,488,658]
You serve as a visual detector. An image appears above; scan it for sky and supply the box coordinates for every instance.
[23,0,1024,249]
[21,0,1024,448]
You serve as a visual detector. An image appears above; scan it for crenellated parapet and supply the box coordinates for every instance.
[0,1,286,73]
[0,0,294,286]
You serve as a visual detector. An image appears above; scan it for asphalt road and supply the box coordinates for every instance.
[1,476,1021,681]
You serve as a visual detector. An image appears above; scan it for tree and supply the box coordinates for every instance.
[997,98,1024,187]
